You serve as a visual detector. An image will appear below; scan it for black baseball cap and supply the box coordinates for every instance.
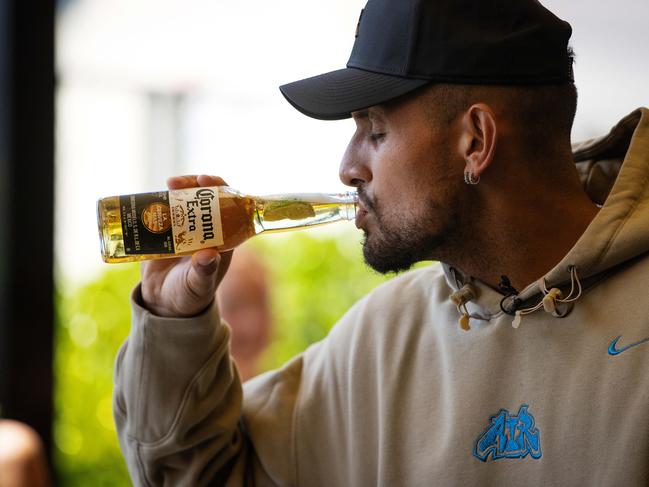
[280,0,574,121]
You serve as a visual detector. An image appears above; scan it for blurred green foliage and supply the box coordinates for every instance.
[256,231,392,370]
[54,229,428,485]
[54,263,139,485]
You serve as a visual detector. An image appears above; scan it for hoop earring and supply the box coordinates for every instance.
[464,170,480,185]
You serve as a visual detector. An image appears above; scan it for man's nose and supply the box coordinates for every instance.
[339,139,372,188]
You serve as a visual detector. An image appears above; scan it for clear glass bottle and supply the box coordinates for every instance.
[97,186,357,263]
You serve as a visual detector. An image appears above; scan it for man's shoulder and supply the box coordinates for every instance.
[301,261,454,392]
[325,262,451,346]
[365,261,449,303]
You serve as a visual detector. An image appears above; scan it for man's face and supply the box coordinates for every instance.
[339,91,466,273]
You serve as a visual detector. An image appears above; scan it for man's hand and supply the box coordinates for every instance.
[140,175,233,318]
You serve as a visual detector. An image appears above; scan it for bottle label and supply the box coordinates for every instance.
[120,187,224,256]
[120,191,175,255]
[168,187,224,253]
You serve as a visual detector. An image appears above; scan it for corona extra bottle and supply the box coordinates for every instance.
[97,186,357,263]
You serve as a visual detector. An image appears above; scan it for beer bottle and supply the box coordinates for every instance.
[97,186,358,263]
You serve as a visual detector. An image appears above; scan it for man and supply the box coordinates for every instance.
[114,0,649,485]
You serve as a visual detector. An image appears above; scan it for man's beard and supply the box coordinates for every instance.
[360,191,457,274]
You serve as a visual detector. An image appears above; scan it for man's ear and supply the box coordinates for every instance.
[458,103,497,180]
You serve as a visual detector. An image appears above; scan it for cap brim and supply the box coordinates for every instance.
[279,68,430,121]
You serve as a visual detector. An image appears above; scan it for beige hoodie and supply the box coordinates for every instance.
[115,108,649,486]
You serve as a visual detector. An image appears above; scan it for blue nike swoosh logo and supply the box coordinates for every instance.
[608,335,649,356]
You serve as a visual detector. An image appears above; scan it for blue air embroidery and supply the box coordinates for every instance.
[473,404,542,462]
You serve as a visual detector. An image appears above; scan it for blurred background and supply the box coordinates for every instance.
[0,0,647,484]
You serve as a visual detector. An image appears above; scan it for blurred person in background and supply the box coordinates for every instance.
[216,246,272,382]
[0,420,50,487]
[112,0,649,485]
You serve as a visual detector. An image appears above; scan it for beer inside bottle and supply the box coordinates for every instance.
[97,186,358,263]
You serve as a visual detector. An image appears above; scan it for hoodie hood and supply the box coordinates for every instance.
[547,108,649,285]
[444,108,649,324]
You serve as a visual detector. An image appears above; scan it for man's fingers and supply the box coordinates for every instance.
[167,175,228,190]
[167,175,199,190]
[197,175,228,187]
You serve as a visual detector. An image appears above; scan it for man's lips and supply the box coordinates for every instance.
[355,200,369,229]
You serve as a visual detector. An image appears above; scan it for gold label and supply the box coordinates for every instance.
[119,191,175,255]
[141,202,172,233]
[169,187,224,253]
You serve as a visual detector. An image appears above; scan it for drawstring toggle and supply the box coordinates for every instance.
[450,284,476,332]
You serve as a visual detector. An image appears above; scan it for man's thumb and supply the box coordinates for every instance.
[186,249,221,297]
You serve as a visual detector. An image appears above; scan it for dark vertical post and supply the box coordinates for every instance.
[0,0,13,424]
[0,0,56,462]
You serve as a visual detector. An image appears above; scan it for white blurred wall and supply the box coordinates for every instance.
[55,0,649,283]
[542,0,649,138]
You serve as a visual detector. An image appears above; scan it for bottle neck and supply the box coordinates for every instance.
[252,191,357,234]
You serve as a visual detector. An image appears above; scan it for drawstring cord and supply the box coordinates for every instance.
[512,265,582,329]
[499,275,521,316]
[449,266,582,331]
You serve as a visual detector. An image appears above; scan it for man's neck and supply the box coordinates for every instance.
[448,158,600,293]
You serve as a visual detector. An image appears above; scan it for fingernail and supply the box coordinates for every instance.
[196,253,217,267]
